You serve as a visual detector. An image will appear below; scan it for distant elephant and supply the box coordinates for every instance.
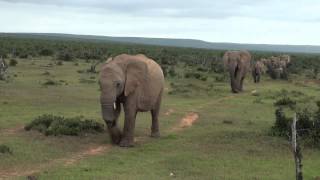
[223,50,251,93]
[262,55,290,79]
[99,54,164,147]
[252,61,265,83]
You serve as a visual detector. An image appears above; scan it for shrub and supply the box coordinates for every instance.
[56,61,63,66]
[197,67,208,72]
[0,144,13,155]
[271,107,292,136]
[312,102,320,145]
[42,71,51,76]
[274,96,296,109]
[184,72,207,81]
[168,67,177,77]
[296,108,313,137]
[57,51,74,61]
[25,114,104,136]
[42,79,60,86]
[161,65,168,77]
[9,59,18,66]
[271,101,320,147]
[77,70,85,74]
[19,53,28,59]
[39,49,54,56]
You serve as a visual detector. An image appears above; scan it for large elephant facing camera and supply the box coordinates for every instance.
[223,50,251,93]
[99,54,164,147]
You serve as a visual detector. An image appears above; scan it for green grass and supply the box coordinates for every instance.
[0,58,320,179]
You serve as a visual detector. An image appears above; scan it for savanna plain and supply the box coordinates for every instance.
[0,37,320,180]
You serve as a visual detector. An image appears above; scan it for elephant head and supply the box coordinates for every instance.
[99,56,149,144]
[223,50,251,93]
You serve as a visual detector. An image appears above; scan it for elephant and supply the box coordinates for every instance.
[262,55,290,79]
[252,61,265,83]
[223,50,251,93]
[99,54,165,147]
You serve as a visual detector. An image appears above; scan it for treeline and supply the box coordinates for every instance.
[0,35,319,76]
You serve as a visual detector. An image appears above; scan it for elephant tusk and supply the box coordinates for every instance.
[113,102,116,110]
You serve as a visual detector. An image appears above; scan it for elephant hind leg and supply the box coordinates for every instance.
[150,94,162,138]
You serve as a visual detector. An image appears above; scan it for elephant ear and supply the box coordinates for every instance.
[124,60,149,97]
[124,60,151,109]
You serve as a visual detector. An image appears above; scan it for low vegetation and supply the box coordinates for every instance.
[0,35,320,179]
[25,114,105,136]
[271,100,320,148]
[9,59,18,66]
[0,145,13,155]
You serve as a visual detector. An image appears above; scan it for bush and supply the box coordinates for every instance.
[184,72,207,81]
[77,70,85,74]
[0,144,13,155]
[161,65,168,77]
[197,67,208,72]
[296,109,314,136]
[56,61,63,66]
[312,102,320,145]
[168,67,177,77]
[57,51,74,61]
[9,59,18,66]
[19,53,28,59]
[271,101,320,147]
[274,96,296,109]
[271,107,291,136]
[42,79,60,86]
[42,71,51,76]
[39,49,54,56]
[25,114,104,136]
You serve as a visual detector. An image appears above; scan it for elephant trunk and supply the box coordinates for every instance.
[230,63,240,93]
[101,99,122,144]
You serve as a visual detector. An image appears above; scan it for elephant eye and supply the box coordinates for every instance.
[115,81,121,87]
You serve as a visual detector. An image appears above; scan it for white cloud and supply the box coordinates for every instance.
[0,0,319,45]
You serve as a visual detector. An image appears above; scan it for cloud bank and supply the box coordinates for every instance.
[0,0,319,45]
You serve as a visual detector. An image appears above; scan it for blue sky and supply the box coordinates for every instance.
[0,0,319,45]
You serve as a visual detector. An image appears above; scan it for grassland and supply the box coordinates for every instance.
[0,57,320,180]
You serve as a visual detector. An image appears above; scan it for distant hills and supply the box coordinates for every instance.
[1,33,320,54]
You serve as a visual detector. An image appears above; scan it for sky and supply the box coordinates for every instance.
[0,0,319,45]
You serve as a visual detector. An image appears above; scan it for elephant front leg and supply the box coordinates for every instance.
[119,106,137,147]
[107,124,122,145]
